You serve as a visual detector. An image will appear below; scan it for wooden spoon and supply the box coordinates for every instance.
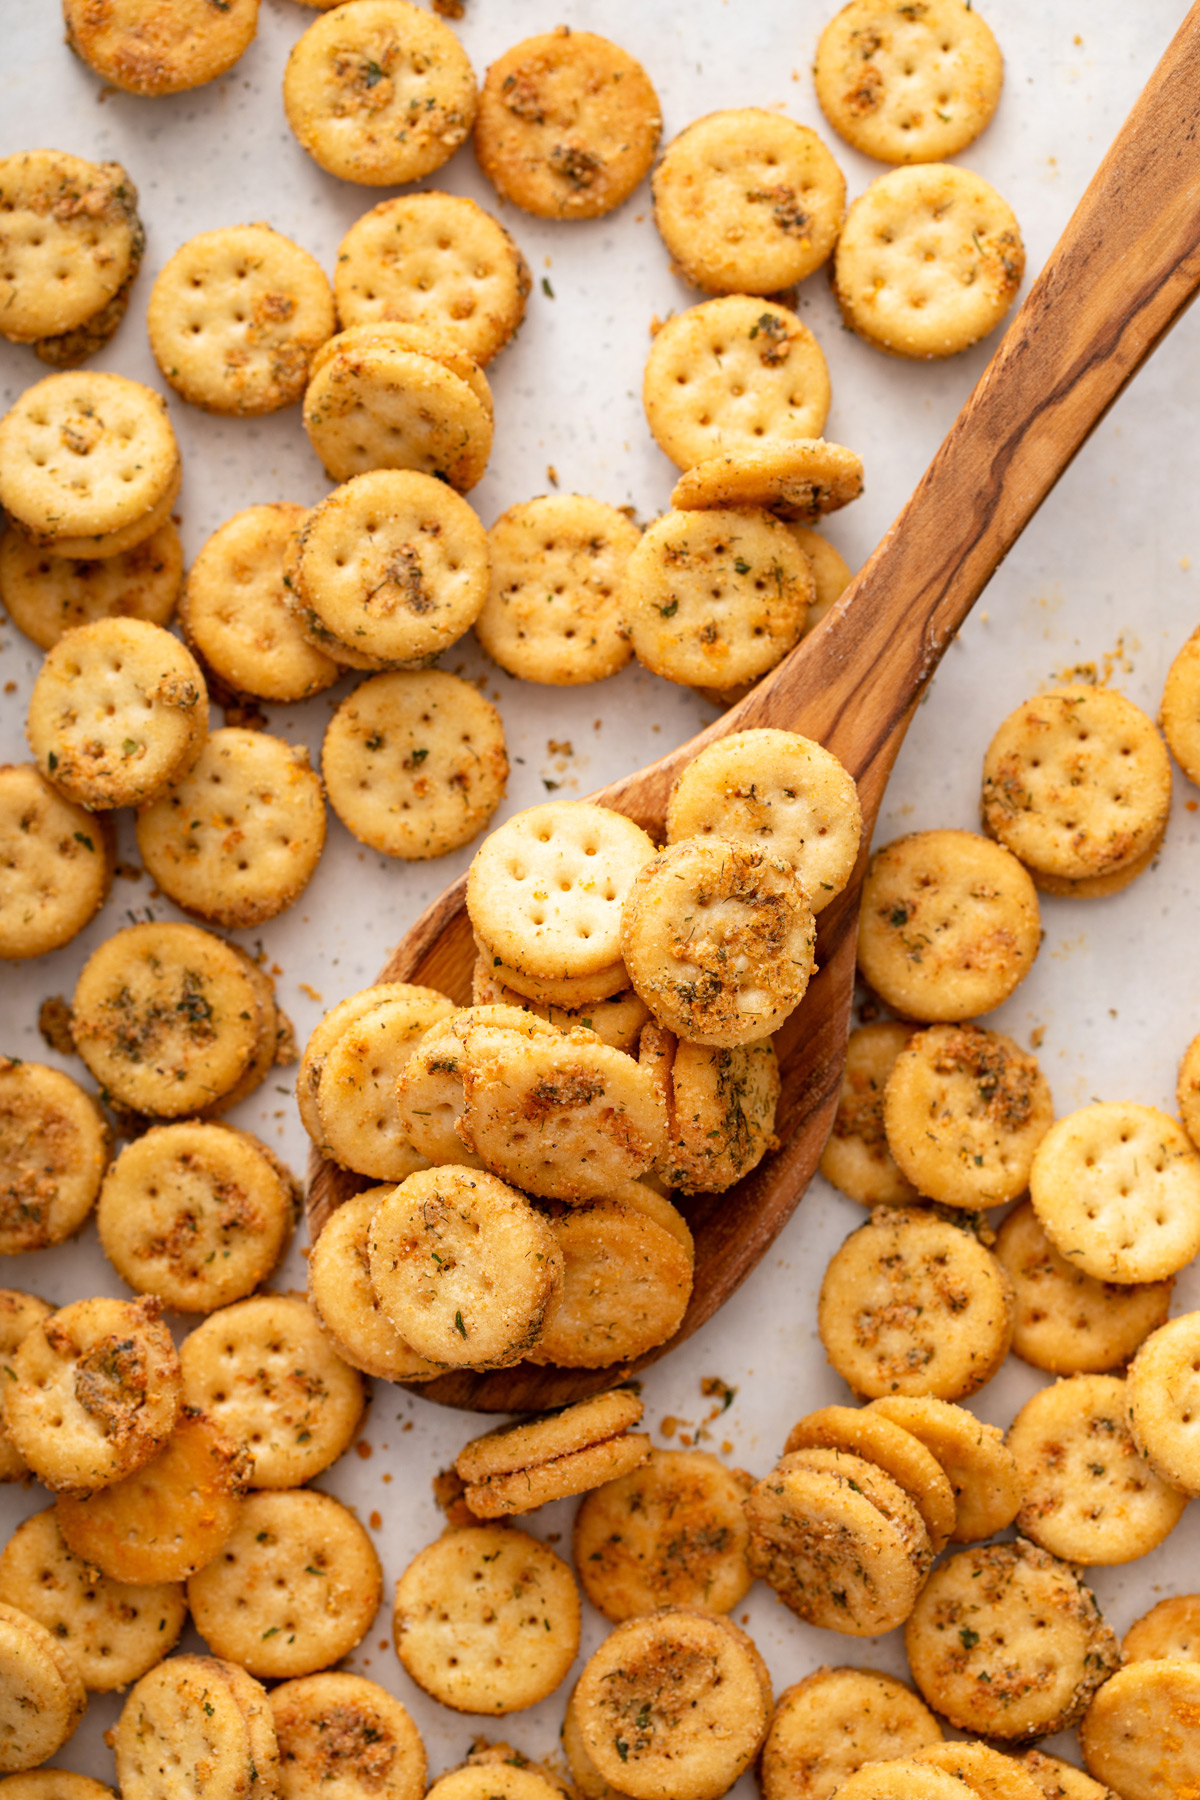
[308,5,1200,1411]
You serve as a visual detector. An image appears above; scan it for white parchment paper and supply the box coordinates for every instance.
[3,1,1200,1786]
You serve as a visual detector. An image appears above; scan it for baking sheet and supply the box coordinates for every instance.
[2,0,1200,1786]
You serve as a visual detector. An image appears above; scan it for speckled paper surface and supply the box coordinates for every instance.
[3,1,1200,1788]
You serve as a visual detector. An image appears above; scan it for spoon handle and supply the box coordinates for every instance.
[734,1,1200,822]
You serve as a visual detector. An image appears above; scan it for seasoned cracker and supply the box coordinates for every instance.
[5,1295,181,1494]
[179,1292,363,1488]
[1080,1659,1200,1800]
[1127,1313,1200,1495]
[883,1023,1054,1210]
[653,110,845,295]
[573,1447,752,1622]
[0,520,181,650]
[96,1121,295,1314]
[297,980,448,1148]
[643,296,831,470]
[458,1390,648,1518]
[814,1,1003,164]
[0,151,143,346]
[0,1291,53,1481]
[334,192,530,365]
[468,801,655,984]
[834,164,1023,358]
[905,1540,1120,1741]
[270,1672,426,1800]
[369,1166,564,1370]
[528,1197,693,1369]
[994,1199,1172,1375]
[666,727,861,913]
[0,767,113,960]
[188,1488,381,1680]
[670,440,863,523]
[1029,1101,1200,1283]
[621,837,815,1046]
[291,470,489,668]
[71,921,265,1117]
[464,1432,650,1520]
[818,1206,1014,1400]
[28,617,207,810]
[0,1601,86,1773]
[982,686,1172,886]
[759,1667,942,1800]
[393,1525,579,1714]
[868,1394,1022,1542]
[283,0,476,186]
[149,225,334,416]
[857,829,1041,1021]
[1124,1594,1200,1663]
[64,0,259,95]
[459,1390,643,1483]
[303,341,492,489]
[0,1507,184,1692]
[55,1407,250,1585]
[784,1403,955,1554]
[136,728,326,930]
[315,986,453,1180]
[180,504,337,704]
[820,1022,920,1207]
[572,1608,770,1800]
[308,1189,441,1383]
[1008,1373,1186,1564]
[914,1743,1041,1800]
[461,1029,667,1200]
[323,670,507,861]
[471,958,650,1051]
[395,1003,557,1169]
[659,1036,780,1195]
[25,459,181,563]
[1162,625,1200,787]
[745,1446,932,1635]
[623,507,812,690]
[113,1653,278,1800]
[0,371,177,545]
[475,29,660,221]
[476,494,640,686]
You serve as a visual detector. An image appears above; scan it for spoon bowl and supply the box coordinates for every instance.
[308,4,1200,1409]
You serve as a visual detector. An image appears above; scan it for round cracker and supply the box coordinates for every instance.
[670,441,863,523]
[334,192,530,365]
[819,1022,920,1208]
[283,0,476,186]
[784,1403,955,1555]
[643,296,831,470]
[1127,1313,1200,1495]
[0,1601,87,1773]
[63,0,259,95]
[179,1292,364,1488]
[857,829,1041,1022]
[653,110,845,294]
[323,670,507,861]
[475,29,660,221]
[148,224,334,416]
[1124,1595,1200,1664]
[0,520,181,651]
[868,1394,1022,1543]
[0,1056,110,1253]
[308,1189,441,1384]
[814,0,1003,164]
[188,1489,381,1680]
[1080,1659,1200,1800]
[760,1666,942,1800]
[528,1198,693,1370]
[0,150,142,344]
[393,1525,579,1715]
[269,1671,426,1800]
[303,343,492,490]
[833,164,1023,359]
[112,1653,277,1800]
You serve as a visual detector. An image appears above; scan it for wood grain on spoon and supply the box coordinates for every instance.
[309,4,1200,1411]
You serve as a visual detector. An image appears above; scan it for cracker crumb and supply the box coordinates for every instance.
[1181,556,1192,571]
[356,1440,373,1460]
[547,739,573,757]
[2,681,15,696]
[660,1415,678,1439]
[1030,1025,1046,1049]
[432,0,464,15]
[37,995,75,1056]
[546,463,559,487]
[298,983,322,1003]
[114,861,142,882]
